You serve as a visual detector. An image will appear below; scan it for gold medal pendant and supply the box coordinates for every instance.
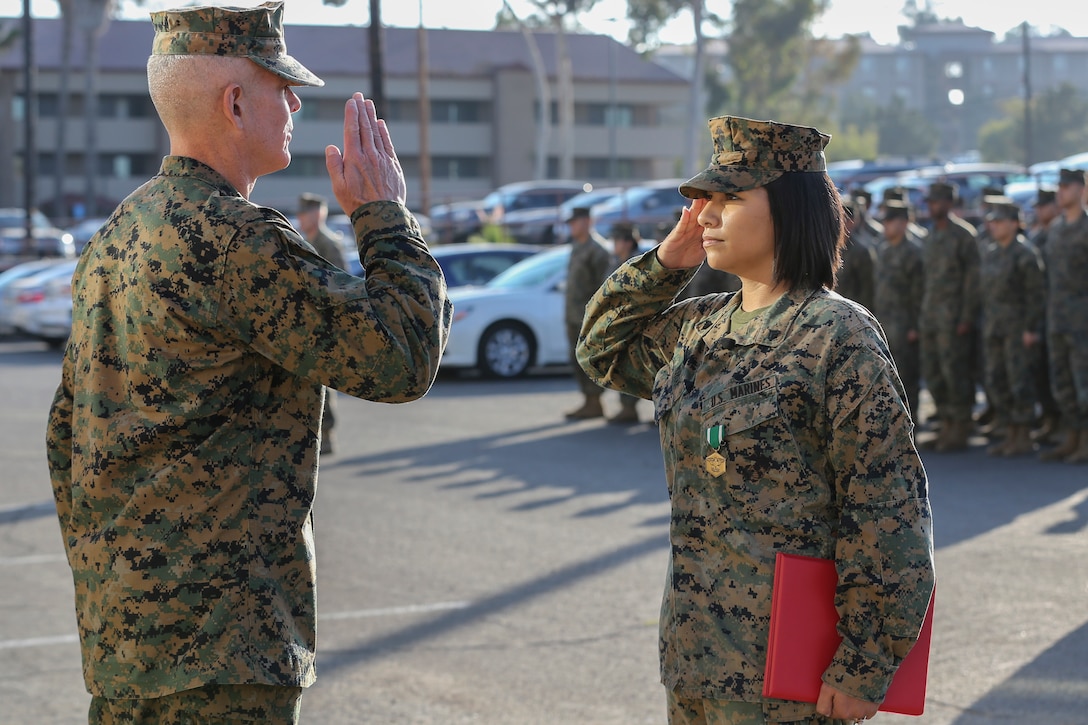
[705,450,727,477]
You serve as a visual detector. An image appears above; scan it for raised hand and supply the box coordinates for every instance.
[326,92,408,214]
[656,197,709,270]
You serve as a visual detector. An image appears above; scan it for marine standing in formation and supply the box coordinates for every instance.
[563,206,612,420]
[872,200,924,418]
[45,3,451,722]
[977,198,1045,457]
[835,196,876,311]
[918,181,979,451]
[1039,168,1088,463]
[577,115,934,724]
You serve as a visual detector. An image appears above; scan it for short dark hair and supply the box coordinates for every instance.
[763,171,844,291]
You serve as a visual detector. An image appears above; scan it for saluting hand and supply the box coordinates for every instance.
[657,197,709,270]
[326,92,408,214]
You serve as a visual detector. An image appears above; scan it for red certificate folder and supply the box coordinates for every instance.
[762,552,935,716]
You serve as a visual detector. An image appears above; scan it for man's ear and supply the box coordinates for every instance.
[222,83,245,130]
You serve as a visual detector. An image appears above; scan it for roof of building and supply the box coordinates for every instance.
[0,16,686,84]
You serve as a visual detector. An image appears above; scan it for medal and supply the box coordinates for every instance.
[705,425,726,477]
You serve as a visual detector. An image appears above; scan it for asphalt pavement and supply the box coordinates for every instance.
[0,338,1085,724]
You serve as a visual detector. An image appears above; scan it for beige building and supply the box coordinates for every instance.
[0,16,689,222]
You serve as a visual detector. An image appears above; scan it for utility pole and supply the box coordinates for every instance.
[368,0,386,118]
[1021,21,1032,170]
[417,0,431,215]
[21,0,36,246]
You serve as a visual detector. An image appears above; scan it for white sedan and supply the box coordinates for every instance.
[442,245,575,378]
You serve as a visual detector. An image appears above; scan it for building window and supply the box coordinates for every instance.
[896,56,911,77]
[579,102,635,127]
[431,100,489,124]
[296,98,349,121]
[431,155,489,179]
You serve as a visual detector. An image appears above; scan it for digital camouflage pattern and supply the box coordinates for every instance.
[980,233,1045,425]
[919,213,979,423]
[834,232,875,312]
[89,683,303,724]
[151,1,323,87]
[680,117,830,199]
[1043,208,1088,429]
[46,156,451,698]
[873,235,924,417]
[566,235,612,395]
[576,251,935,712]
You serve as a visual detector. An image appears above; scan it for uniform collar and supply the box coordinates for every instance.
[158,156,242,199]
[696,286,820,349]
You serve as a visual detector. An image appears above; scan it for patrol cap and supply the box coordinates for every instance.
[1058,168,1085,186]
[984,197,1020,222]
[566,207,592,223]
[925,181,958,202]
[679,116,831,199]
[150,1,324,87]
[882,186,908,203]
[883,199,912,221]
[850,187,872,208]
[1034,187,1057,206]
[298,192,328,212]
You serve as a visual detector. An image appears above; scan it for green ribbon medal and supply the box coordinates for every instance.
[705,424,726,477]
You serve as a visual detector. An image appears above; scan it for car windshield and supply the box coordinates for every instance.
[486,248,567,289]
[592,185,658,214]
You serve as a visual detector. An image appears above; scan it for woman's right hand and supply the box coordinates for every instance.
[656,197,709,270]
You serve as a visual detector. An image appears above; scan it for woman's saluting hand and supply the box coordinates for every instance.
[657,197,709,270]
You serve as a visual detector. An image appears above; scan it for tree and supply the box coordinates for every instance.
[519,0,601,179]
[724,0,857,125]
[875,94,938,158]
[627,0,726,175]
[978,84,1088,164]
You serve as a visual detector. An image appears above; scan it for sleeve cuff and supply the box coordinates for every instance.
[822,640,898,704]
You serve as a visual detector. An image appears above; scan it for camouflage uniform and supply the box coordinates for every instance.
[46,156,449,701]
[873,235,924,418]
[45,2,451,711]
[980,231,1045,426]
[919,211,979,426]
[577,253,934,718]
[565,230,612,398]
[1044,208,1088,431]
[834,231,876,312]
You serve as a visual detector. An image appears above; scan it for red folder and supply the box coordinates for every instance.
[762,552,935,716]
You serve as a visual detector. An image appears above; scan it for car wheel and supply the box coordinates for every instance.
[478,321,535,378]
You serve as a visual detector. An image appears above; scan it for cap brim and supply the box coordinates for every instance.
[678,166,784,199]
[252,54,324,87]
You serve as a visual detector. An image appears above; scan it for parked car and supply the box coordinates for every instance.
[591,179,688,241]
[501,186,624,245]
[0,208,75,271]
[441,239,652,378]
[3,258,79,348]
[65,217,111,253]
[430,181,590,245]
[340,241,540,283]
[441,245,573,378]
[0,258,68,336]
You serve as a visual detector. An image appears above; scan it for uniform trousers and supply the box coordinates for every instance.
[920,325,976,422]
[983,333,1038,425]
[667,691,850,725]
[89,684,303,725]
[1048,331,1088,429]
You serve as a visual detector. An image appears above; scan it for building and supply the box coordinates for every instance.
[0,16,689,221]
[655,19,1088,162]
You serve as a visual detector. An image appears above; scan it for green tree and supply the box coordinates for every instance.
[627,0,726,174]
[978,84,1088,164]
[875,95,938,158]
[724,0,857,125]
[822,123,878,162]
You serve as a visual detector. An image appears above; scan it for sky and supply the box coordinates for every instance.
[2,0,1087,47]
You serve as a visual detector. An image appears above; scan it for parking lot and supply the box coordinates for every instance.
[1,339,1086,724]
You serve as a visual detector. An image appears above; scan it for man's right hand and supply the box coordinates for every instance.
[326,92,408,214]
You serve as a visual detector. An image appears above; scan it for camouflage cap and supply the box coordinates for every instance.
[925,181,958,202]
[150,1,324,87]
[983,196,1020,222]
[679,116,831,199]
[1034,187,1057,206]
[1058,168,1085,186]
[882,186,908,203]
[883,199,912,221]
